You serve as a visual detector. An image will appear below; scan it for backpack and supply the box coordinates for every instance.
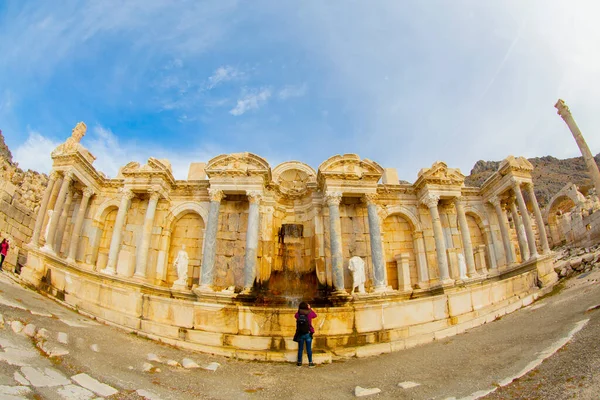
[296,313,310,335]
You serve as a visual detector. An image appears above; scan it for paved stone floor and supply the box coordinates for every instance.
[0,267,598,399]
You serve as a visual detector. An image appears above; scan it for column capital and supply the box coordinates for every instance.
[420,193,440,209]
[361,193,378,205]
[555,99,571,120]
[453,196,466,205]
[506,195,516,205]
[489,196,501,208]
[49,170,60,181]
[63,170,75,181]
[246,190,262,204]
[510,177,523,188]
[82,187,95,198]
[325,191,342,206]
[208,188,225,202]
[120,187,135,200]
[148,187,161,201]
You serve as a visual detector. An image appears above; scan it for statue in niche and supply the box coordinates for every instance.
[458,253,468,280]
[348,256,366,294]
[43,210,54,243]
[172,245,189,288]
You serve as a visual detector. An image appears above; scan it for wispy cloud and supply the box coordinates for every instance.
[13,131,59,173]
[278,84,307,100]
[206,65,242,90]
[230,88,272,116]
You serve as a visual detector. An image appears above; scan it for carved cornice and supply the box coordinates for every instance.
[317,154,384,188]
[325,191,343,206]
[420,193,440,208]
[414,161,465,190]
[205,152,271,182]
[208,188,225,202]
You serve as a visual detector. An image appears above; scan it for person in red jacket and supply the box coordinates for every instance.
[0,238,9,271]
[294,301,317,367]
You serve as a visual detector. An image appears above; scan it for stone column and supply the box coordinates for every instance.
[421,193,451,283]
[67,188,94,262]
[508,196,530,262]
[363,193,386,291]
[413,230,430,288]
[31,171,58,246]
[243,190,262,292]
[525,183,551,254]
[326,191,345,293]
[489,196,515,265]
[555,99,600,196]
[454,197,477,277]
[54,189,74,255]
[512,180,538,259]
[103,188,135,275]
[394,253,412,292]
[44,171,74,252]
[199,189,225,291]
[482,226,498,271]
[134,188,161,279]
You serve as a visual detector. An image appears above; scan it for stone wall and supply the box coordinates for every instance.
[0,181,37,270]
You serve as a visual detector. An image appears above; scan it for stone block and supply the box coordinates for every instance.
[187,162,207,180]
[382,168,399,185]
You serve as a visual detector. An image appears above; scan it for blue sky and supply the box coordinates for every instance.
[1,1,599,181]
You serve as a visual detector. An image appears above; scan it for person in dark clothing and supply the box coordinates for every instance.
[0,239,9,271]
[294,301,317,367]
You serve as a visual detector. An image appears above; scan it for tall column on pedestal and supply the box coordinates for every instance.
[421,193,451,283]
[243,190,262,292]
[199,189,225,291]
[454,197,477,277]
[134,188,161,279]
[103,188,135,275]
[508,196,530,261]
[512,179,538,259]
[326,192,345,293]
[67,188,94,262]
[45,171,74,252]
[555,99,600,196]
[363,193,386,291]
[483,225,498,271]
[54,189,74,255]
[489,196,515,265]
[525,183,551,254]
[413,231,430,287]
[31,171,58,246]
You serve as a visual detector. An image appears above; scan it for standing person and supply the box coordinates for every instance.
[0,239,9,272]
[294,301,317,367]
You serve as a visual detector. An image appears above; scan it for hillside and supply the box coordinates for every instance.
[465,153,600,207]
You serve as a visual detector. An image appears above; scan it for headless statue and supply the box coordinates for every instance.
[348,256,366,294]
[457,253,468,280]
[172,245,189,288]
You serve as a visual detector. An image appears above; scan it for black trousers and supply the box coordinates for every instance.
[0,254,5,269]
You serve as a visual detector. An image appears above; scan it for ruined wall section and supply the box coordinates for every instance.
[214,197,248,289]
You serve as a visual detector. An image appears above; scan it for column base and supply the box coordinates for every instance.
[133,273,147,281]
[415,281,430,290]
[65,257,75,265]
[171,282,189,291]
[467,270,479,278]
[100,267,116,276]
[240,287,253,295]
[440,278,455,287]
[195,284,214,293]
[40,245,55,255]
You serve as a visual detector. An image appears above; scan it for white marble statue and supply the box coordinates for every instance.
[43,210,54,243]
[457,253,468,280]
[348,256,366,294]
[172,245,189,288]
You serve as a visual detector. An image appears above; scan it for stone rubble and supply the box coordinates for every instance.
[553,244,600,279]
[71,373,118,397]
[354,386,382,397]
[181,358,200,369]
[398,381,421,389]
[202,362,221,372]
[22,323,36,338]
[10,320,23,333]
[57,332,69,344]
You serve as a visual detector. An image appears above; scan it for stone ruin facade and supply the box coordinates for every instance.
[19,122,558,361]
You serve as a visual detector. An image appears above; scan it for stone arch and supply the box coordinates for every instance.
[465,209,494,273]
[381,205,423,289]
[545,194,580,247]
[156,202,210,288]
[92,204,119,271]
[543,183,585,222]
[93,198,121,225]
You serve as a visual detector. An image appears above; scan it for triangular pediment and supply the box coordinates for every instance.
[498,155,534,175]
[414,161,465,188]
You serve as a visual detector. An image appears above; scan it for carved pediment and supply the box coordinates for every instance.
[205,152,271,180]
[498,156,534,175]
[415,161,465,188]
[272,161,317,198]
[317,154,384,183]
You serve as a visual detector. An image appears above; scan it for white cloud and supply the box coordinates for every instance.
[13,131,60,173]
[278,84,307,100]
[206,65,241,89]
[230,88,272,116]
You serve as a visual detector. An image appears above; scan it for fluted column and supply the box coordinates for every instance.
[199,189,225,290]
[508,196,530,262]
[103,188,135,275]
[421,193,451,283]
[555,99,600,196]
[67,188,94,262]
[454,197,477,277]
[483,226,498,271]
[489,196,515,265]
[134,188,161,279]
[243,190,262,292]
[413,230,429,288]
[54,189,74,255]
[512,180,538,259]
[44,171,74,252]
[363,193,386,291]
[326,192,345,293]
[525,183,551,254]
[31,171,58,246]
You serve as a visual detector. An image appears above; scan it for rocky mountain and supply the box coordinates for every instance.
[465,153,600,207]
[0,130,13,163]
